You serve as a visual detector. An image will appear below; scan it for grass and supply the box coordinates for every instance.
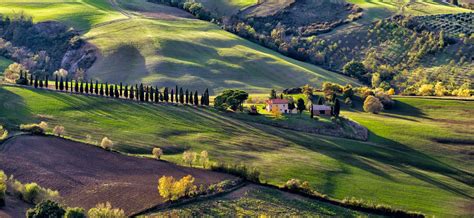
[195,0,258,16]
[146,185,368,217]
[0,0,126,31]
[0,56,13,74]
[0,85,472,216]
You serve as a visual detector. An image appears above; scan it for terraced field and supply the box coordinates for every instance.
[0,86,472,216]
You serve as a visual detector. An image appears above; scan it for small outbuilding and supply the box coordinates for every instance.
[266,99,297,114]
[312,104,332,116]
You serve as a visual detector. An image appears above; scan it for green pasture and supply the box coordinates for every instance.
[0,86,472,216]
[0,56,13,74]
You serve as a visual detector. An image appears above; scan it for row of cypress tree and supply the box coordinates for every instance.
[21,73,211,106]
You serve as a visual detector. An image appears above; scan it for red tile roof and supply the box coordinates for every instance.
[266,99,289,104]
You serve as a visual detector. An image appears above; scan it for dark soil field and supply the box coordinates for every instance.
[0,135,236,216]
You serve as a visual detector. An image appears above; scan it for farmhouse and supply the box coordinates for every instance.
[266,99,296,114]
[312,104,332,116]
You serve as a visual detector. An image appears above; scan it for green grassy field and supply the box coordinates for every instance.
[347,0,472,22]
[195,0,258,16]
[1,85,472,216]
[0,56,13,74]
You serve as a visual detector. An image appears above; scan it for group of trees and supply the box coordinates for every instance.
[17,72,212,106]
[26,200,125,218]
[158,175,197,202]
[214,89,248,111]
[148,0,213,21]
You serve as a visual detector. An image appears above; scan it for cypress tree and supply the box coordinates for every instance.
[66,78,69,91]
[139,84,144,102]
[124,85,129,99]
[75,80,79,93]
[95,81,99,95]
[179,88,184,104]
[164,87,169,102]
[105,82,109,96]
[145,86,149,102]
[59,77,64,91]
[115,85,119,98]
[155,87,159,103]
[171,89,174,103]
[109,84,114,97]
[149,86,154,102]
[201,93,205,105]
[135,84,139,101]
[89,80,93,93]
[175,85,178,102]
[159,92,163,102]
[185,89,189,104]
[194,91,198,106]
[45,75,49,88]
[55,75,58,90]
[333,99,340,117]
[100,83,104,96]
[85,82,89,94]
[39,78,43,88]
[80,81,84,93]
[206,89,210,106]
[120,82,123,97]
[30,74,34,86]
[130,86,134,99]
[34,76,38,88]
[189,91,193,105]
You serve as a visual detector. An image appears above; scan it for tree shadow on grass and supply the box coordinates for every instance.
[249,122,473,198]
[0,86,36,130]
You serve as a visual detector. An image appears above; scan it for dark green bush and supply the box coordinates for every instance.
[211,162,260,182]
[26,200,65,218]
[65,207,86,218]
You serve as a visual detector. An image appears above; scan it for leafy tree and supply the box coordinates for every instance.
[418,84,434,96]
[65,207,86,218]
[363,95,383,114]
[100,137,113,150]
[26,200,65,218]
[342,84,354,99]
[333,99,340,117]
[214,89,248,111]
[87,202,125,218]
[158,176,175,201]
[297,98,305,114]
[200,150,209,168]
[152,147,163,160]
[182,151,197,166]
[343,61,366,78]
[53,125,65,137]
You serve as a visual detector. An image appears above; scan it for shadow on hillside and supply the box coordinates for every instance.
[347,95,429,120]
[248,122,473,198]
[0,87,36,130]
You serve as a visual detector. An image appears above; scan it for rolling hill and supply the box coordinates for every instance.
[0,85,472,216]
[0,0,359,94]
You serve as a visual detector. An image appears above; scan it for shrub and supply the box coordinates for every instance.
[158,175,197,202]
[200,150,209,168]
[182,151,197,167]
[26,200,65,218]
[0,125,8,141]
[8,177,59,204]
[100,137,113,150]
[0,171,6,207]
[53,125,65,137]
[375,92,394,109]
[152,147,163,160]
[363,96,383,114]
[87,202,125,218]
[211,162,260,182]
[20,122,47,135]
[418,84,434,96]
[65,207,86,218]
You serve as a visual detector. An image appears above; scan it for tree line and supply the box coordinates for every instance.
[17,72,211,106]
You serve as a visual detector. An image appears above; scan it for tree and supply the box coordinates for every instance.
[34,76,38,88]
[158,176,175,201]
[129,86,134,99]
[343,61,367,78]
[189,90,193,104]
[363,95,383,114]
[109,84,114,97]
[185,89,189,104]
[155,87,159,103]
[124,85,129,99]
[175,85,179,103]
[39,78,43,88]
[60,77,64,91]
[80,81,84,93]
[164,87,169,102]
[149,86,154,102]
[4,63,27,83]
[115,85,119,98]
[204,89,210,106]
[387,88,395,95]
[418,84,434,96]
[182,151,196,167]
[145,86,149,102]
[434,82,446,96]
[119,82,123,97]
[85,81,89,94]
[333,99,340,117]
[30,74,34,86]
[65,207,86,218]
[269,89,277,99]
[87,202,125,218]
[288,97,296,111]
[65,78,69,91]
[342,84,354,99]
[297,98,305,115]
[45,75,49,88]
[178,88,184,104]
[152,147,163,160]
[214,89,249,111]
[74,80,78,93]
[53,125,65,137]
[90,80,94,93]
[26,200,65,218]
[95,81,99,95]
[100,83,104,96]
[55,75,59,90]
[135,84,139,100]
[199,150,209,168]
[100,137,113,150]
[194,91,199,106]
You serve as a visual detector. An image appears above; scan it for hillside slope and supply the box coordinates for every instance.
[0,0,358,94]
[1,86,472,216]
